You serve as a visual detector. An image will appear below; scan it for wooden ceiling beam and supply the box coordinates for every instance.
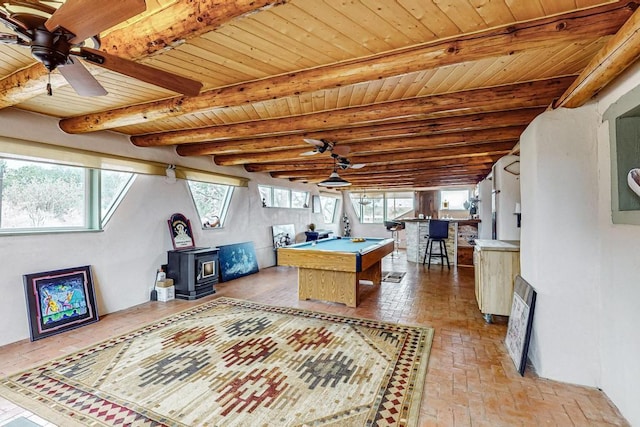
[270,163,495,179]
[346,145,514,165]
[175,109,539,156]
[271,162,493,179]
[555,5,640,108]
[331,172,484,181]
[135,77,572,147]
[217,142,515,166]
[308,164,491,177]
[341,127,525,155]
[245,154,503,173]
[57,2,637,133]
[0,0,287,109]
[282,166,492,182]
[211,127,522,165]
[348,175,480,184]
[303,175,484,187]
[334,176,486,186]
[213,135,517,165]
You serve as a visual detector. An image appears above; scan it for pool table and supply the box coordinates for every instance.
[277,236,394,307]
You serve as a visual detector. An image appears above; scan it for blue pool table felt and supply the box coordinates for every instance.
[290,237,386,253]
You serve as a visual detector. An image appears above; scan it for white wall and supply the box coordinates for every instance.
[493,155,521,241]
[0,108,338,346]
[520,107,601,385]
[594,65,640,426]
[520,62,640,425]
[477,178,493,239]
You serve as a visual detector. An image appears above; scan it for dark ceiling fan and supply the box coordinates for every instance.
[0,0,202,96]
[302,138,366,170]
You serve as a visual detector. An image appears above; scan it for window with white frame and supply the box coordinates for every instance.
[274,188,291,208]
[385,192,414,220]
[440,189,470,210]
[349,191,413,223]
[101,170,135,225]
[0,158,135,232]
[187,180,233,228]
[291,190,308,209]
[319,195,340,223]
[258,185,309,209]
[259,185,272,207]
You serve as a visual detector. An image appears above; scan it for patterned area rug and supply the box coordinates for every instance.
[0,298,433,427]
[382,271,407,283]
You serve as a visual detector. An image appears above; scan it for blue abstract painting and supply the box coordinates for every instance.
[218,241,259,282]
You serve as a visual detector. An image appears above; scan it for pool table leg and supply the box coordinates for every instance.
[297,268,358,307]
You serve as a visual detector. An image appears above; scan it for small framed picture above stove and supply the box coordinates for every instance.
[168,213,195,250]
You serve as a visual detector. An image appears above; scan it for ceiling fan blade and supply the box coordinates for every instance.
[79,47,203,96]
[45,0,146,45]
[350,163,366,169]
[8,1,58,15]
[58,58,108,96]
[303,138,325,147]
[300,150,319,156]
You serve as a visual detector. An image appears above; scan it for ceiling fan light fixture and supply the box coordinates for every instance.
[359,195,371,205]
[318,170,351,187]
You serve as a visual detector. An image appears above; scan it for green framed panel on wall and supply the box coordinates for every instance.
[604,83,640,225]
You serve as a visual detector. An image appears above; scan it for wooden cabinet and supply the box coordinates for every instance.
[456,221,479,267]
[457,246,474,266]
[473,240,520,322]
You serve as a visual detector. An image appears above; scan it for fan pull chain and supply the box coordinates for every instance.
[46,72,52,96]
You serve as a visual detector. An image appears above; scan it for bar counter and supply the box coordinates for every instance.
[403,218,480,265]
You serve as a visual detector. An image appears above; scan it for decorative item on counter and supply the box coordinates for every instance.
[443,199,449,209]
[464,197,479,216]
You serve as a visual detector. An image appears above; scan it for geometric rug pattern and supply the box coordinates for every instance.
[0,297,433,427]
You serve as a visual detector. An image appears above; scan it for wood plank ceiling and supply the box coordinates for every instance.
[1,0,639,190]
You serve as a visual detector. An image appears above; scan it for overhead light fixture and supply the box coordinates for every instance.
[359,190,371,205]
[318,168,351,187]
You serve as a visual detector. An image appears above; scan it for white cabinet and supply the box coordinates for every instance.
[473,240,520,322]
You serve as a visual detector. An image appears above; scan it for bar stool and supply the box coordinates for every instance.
[384,221,402,257]
[423,219,450,269]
